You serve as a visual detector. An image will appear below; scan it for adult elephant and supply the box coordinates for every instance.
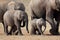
[29,0,60,35]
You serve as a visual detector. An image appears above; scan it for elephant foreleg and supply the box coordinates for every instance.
[15,20,23,35]
[54,19,59,34]
[37,25,43,35]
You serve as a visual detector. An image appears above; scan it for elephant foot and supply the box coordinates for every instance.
[8,33,12,35]
[36,31,41,35]
[30,31,36,35]
[6,33,11,35]
[37,33,41,35]
[50,29,59,35]
[15,31,18,35]
[30,33,36,35]
[18,33,23,35]
[18,32,23,35]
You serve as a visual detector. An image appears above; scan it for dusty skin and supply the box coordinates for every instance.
[0,0,60,40]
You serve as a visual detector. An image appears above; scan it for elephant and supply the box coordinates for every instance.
[0,1,25,34]
[30,18,46,35]
[29,0,60,35]
[3,9,29,35]
[6,1,26,35]
[7,1,25,11]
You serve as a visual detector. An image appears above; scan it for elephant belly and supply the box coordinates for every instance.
[31,0,46,18]
[6,18,14,26]
[32,7,46,18]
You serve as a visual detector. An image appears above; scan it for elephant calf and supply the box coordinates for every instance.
[3,10,29,35]
[30,18,46,35]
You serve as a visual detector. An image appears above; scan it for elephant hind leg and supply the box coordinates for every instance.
[36,29,41,35]
[50,21,59,35]
[30,26,36,35]
[9,25,18,35]
[4,22,9,35]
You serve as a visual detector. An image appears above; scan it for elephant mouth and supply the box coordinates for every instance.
[21,21,25,27]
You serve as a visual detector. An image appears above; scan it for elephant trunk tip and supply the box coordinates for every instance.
[26,29,29,33]
[27,31,29,33]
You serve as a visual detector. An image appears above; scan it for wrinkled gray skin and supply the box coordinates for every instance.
[3,10,29,35]
[30,18,46,35]
[29,0,60,35]
[7,1,26,35]
[0,1,25,34]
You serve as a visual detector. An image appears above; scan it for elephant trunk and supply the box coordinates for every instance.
[25,18,29,33]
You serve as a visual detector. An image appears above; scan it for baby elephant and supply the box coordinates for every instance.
[30,18,46,35]
[3,10,29,35]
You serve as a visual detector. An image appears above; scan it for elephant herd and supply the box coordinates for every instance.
[0,0,60,35]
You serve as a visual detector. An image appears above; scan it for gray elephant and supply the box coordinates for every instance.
[3,9,29,35]
[30,18,46,35]
[7,1,25,11]
[0,1,25,24]
[29,0,60,35]
[0,1,25,34]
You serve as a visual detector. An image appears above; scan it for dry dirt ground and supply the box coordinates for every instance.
[0,0,60,40]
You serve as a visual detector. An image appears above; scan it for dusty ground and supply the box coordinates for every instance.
[0,0,60,40]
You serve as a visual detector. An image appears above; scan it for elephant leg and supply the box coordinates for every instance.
[9,25,18,35]
[30,26,36,35]
[46,8,58,35]
[15,20,23,35]
[36,29,41,35]
[37,25,42,35]
[4,23,9,35]
[50,22,59,35]
[12,25,18,35]
[56,22,59,33]
[46,16,57,35]
[18,25,23,35]
[54,20,59,34]
[2,21,5,33]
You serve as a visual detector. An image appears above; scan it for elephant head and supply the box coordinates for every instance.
[7,1,25,11]
[22,12,29,33]
[18,11,29,33]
